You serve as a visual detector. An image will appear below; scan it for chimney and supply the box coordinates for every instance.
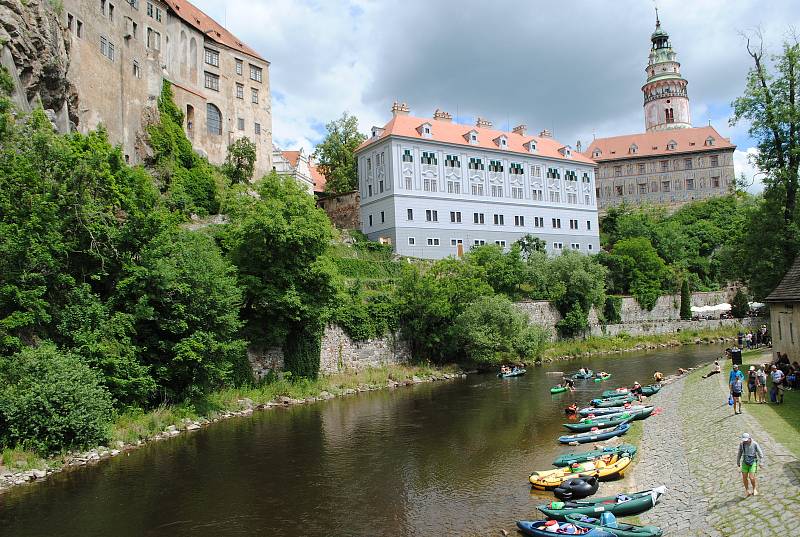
[576,140,582,152]
[433,109,452,122]
[476,117,493,128]
[539,128,552,138]
[391,101,410,116]
[512,124,527,136]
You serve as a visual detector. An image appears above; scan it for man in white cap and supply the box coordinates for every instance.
[737,432,765,497]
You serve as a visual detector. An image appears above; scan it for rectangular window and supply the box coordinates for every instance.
[491,185,503,197]
[404,176,412,190]
[615,185,624,196]
[68,13,74,31]
[565,170,577,181]
[251,88,259,104]
[204,71,219,91]
[473,239,486,246]
[660,160,669,171]
[249,64,263,82]
[468,157,484,170]
[552,218,561,229]
[368,215,373,226]
[450,239,463,246]
[423,178,437,192]
[471,183,484,196]
[109,3,114,21]
[710,155,719,167]
[236,83,244,99]
[237,118,244,131]
[534,217,544,228]
[662,181,671,192]
[514,215,524,227]
[447,180,461,194]
[101,0,106,14]
[254,122,261,135]
[450,211,462,223]
[367,185,372,197]
[531,188,543,201]
[550,191,561,203]
[553,242,563,250]
[712,176,720,188]
[588,244,593,251]
[614,166,622,177]
[547,167,561,179]
[684,158,693,170]
[510,162,524,175]
[402,149,413,163]
[531,165,542,178]
[571,243,580,250]
[379,180,384,193]
[132,59,141,78]
[638,163,646,174]
[495,240,507,247]
[488,160,504,172]
[638,183,647,194]
[473,212,485,224]
[421,151,437,165]
[567,193,577,204]
[587,220,591,230]
[380,211,385,224]
[407,209,413,220]
[493,214,504,226]
[445,154,461,168]
[686,178,695,190]
[408,237,415,245]
[427,238,440,246]
[569,219,579,230]
[146,27,160,50]
[205,48,220,67]
[425,209,438,222]
[146,0,153,16]
[76,20,83,38]
[235,59,243,75]
[511,187,524,199]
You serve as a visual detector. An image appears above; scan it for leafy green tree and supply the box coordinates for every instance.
[0,344,113,454]
[114,229,247,401]
[731,288,750,318]
[680,279,692,320]
[556,303,589,339]
[453,295,548,364]
[464,244,526,296]
[516,234,547,260]
[313,112,366,194]
[224,137,257,184]
[600,237,668,310]
[547,250,607,327]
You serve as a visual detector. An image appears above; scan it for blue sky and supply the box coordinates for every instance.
[192,0,800,193]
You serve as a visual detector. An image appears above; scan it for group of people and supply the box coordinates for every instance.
[737,326,770,350]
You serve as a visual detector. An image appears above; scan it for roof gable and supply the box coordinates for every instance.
[765,256,800,302]
[585,126,735,161]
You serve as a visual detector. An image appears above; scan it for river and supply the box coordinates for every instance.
[0,346,723,536]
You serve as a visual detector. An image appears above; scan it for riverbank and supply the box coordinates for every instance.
[540,325,747,362]
[0,363,466,494]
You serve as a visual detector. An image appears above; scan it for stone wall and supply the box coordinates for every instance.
[247,325,410,379]
[317,190,361,230]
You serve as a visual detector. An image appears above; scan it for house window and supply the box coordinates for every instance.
[67,13,74,31]
[587,220,591,230]
[369,215,373,226]
[132,60,141,78]
[550,191,561,203]
[206,103,222,135]
[531,188,543,201]
[379,180,384,193]
[473,239,486,246]
[100,36,115,61]
[614,166,622,177]
[421,151,437,165]
[405,176,413,190]
[76,20,83,38]
[425,209,438,222]
[511,187,524,199]
[450,211,462,223]
[427,238,440,246]
[491,185,503,197]
[236,83,244,99]
[468,157,484,170]
[380,211,385,223]
[204,72,219,91]
[146,27,160,50]
[514,215,524,227]
[665,108,674,123]
[585,194,591,205]
[251,88,259,104]
[553,242,563,250]
[684,158,693,170]
[249,64,263,82]
[534,217,544,228]
[237,118,244,131]
[367,185,373,196]
[407,209,413,220]
[638,183,647,194]
[447,180,461,194]
[662,181,671,192]
[495,240,507,247]
[408,237,415,245]
[235,59,243,75]
[109,3,114,21]
[651,181,659,192]
[588,244,593,251]
[423,178,437,192]
[686,178,695,190]
[510,162,524,175]
[402,149,413,163]
[532,165,542,178]
[488,160,503,172]
[565,170,577,181]
[638,163,646,174]
[569,219,579,230]
[450,239,463,246]
[471,183,484,196]
[710,155,719,167]
[547,167,560,179]
[552,218,561,229]
[615,185,624,196]
[445,155,461,168]
[660,160,669,171]
[493,214,504,226]
[567,193,577,204]
[204,48,220,67]
[473,212,485,224]
[712,176,720,188]
[254,122,261,135]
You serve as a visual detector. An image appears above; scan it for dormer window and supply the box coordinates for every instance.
[559,146,572,158]
[629,144,638,154]
[494,135,508,149]
[464,129,479,145]
[525,140,537,153]
[417,122,433,139]
[592,149,602,158]
[705,136,715,146]
[666,140,677,151]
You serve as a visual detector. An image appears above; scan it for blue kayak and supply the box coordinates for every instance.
[517,520,614,537]
[578,405,649,417]
[571,369,595,380]
[559,422,631,444]
[498,368,526,378]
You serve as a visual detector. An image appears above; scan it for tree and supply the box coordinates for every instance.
[464,244,526,297]
[224,137,257,184]
[547,250,607,323]
[516,234,547,260]
[731,288,750,318]
[313,112,366,194]
[599,237,668,310]
[680,279,692,320]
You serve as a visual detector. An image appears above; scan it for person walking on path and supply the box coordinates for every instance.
[737,432,765,497]
[703,360,722,379]
[729,364,745,415]
[756,365,768,404]
[770,365,785,404]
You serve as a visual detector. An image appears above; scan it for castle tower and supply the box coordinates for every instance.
[642,11,691,132]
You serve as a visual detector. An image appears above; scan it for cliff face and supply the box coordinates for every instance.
[0,0,75,129]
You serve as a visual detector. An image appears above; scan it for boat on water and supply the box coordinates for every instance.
[552,444,638,467]
[497,367,526,378]
[558,422,631,444]
[577,404,648,417]
[536,486,667,520]
[564,514,663,537]
[576,406,654,423]
[571,369,595,379]
[563,413,634,432]
[517,519,614,536]
[529,454,632,490]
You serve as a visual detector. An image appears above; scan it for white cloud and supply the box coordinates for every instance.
[733,147,763,194]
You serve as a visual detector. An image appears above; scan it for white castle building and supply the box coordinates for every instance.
[356,104,600,259]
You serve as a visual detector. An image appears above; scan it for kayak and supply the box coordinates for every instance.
[565,514,663,537]
[498,368,526,378]
[591,395,636,408]
[640,384,661,396]
[577,406,654,423]
[572,369,595,379]
[551,386,568,394]
[563,413,634,432]
[559,422,630,444]
[578,405,649,417]
[594,374,611,382]
[517,520,614,537]
[529,455,632,490]
[552,444,638,467]
[536,486,667,521]
[601,388,630,398]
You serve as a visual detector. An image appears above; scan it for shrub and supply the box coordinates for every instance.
[680,279,692,320]
[731,288,749,318]
[283,325,322,379]
[603,296,622,324]
[0,345,113,454]
[557,303,589,339]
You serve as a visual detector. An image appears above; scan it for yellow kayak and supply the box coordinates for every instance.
[528,454,632,490]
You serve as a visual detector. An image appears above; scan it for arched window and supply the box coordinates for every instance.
[189,37,198,83]
[207,103,222,135]
[665,108,674,123]
[186,104,194,134]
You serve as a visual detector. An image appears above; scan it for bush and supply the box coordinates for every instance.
[0,345,113,454]
[680,279,692,320]
[557,303,589,339]
[603,296,622,324]
[731,288,749,318]
[283,325,322,379]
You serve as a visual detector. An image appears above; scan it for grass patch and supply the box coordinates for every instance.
[1,447,52,472]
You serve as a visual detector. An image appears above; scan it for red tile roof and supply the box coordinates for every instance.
[585,126,735,161]
[281,150,301,168]
[358,114,595,165]
[310,162,326,193]
[164,0,268,63]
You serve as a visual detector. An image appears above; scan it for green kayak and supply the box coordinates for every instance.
[581,406,654,422]
[536,486,666,521]
[593,374,611,382]
[551,386,568,394]
[601,388,630,398]
[563,413,632,432]
[564,514,663,537]
[552,444,637,467]
[640,384,661,396]
[592,395,636,408]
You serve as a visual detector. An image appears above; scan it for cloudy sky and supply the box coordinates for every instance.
[194,0,800,193]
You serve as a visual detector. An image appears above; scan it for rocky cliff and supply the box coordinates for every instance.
[0,0,75,129]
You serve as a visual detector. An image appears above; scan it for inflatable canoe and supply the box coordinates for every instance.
[563,413,633,432]
[591,395,636,408]
[559,422,630,444]
[551,385,568,394]
[564,514,663,537]
[517,520,614,537]
[497,368,526,378]
[552,444,638,467]
[640,384,661,396]
[578,405,648,417]
[529,455,631,490]
[601,388,630,398]
[536,486,667,521]
[571,369,595,379]
[578,406,654,423]
[594,374,611,382]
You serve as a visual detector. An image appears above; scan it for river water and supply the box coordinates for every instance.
[0,346,723,537]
